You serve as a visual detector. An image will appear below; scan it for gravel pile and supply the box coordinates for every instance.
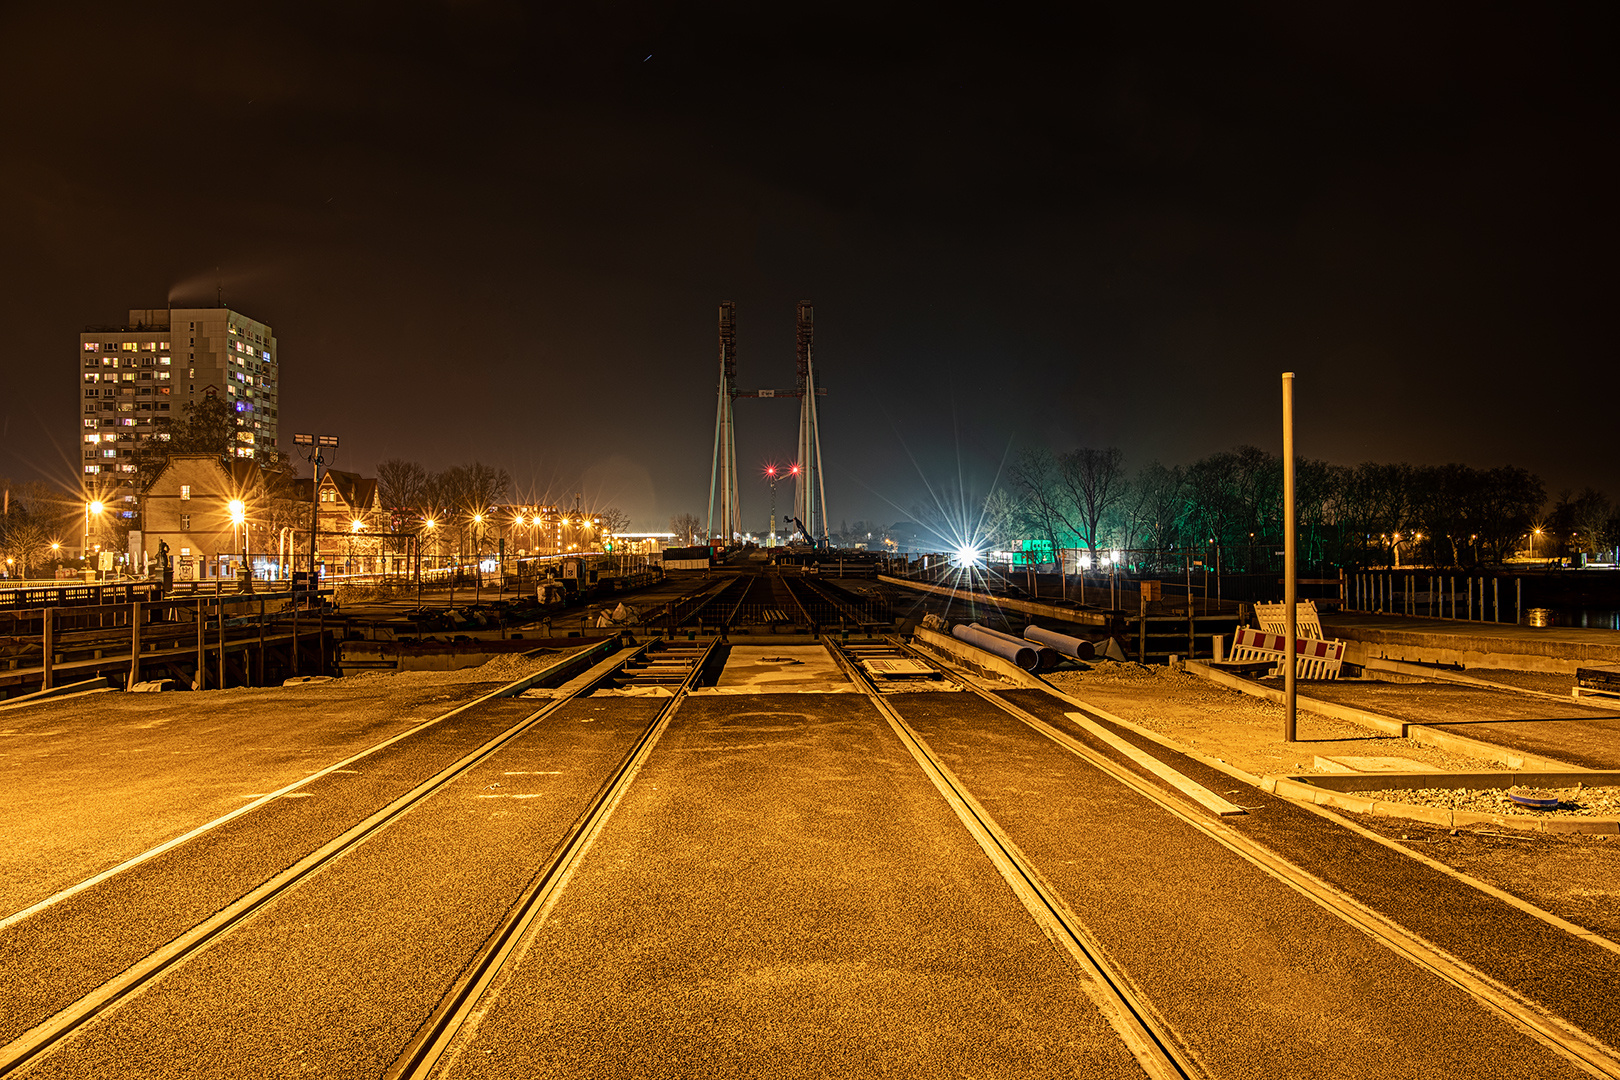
[342,649,585,688]
[1361,784,1620,817]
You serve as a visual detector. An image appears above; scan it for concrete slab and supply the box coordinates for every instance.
[1315,754,1439,773]
[711,645,851,692]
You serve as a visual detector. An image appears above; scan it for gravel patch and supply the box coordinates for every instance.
[339,648,588,688]
[1361,784,1620,817]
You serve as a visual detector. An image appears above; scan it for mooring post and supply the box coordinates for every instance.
[1516,577,1522,624]
[130,599,142,688]
[1139,593,1148,662]
[217,598,226,689]
[1494,577,1500,623]
[195,599,206,689]
[41,607,54,691]
[258,596,267,685]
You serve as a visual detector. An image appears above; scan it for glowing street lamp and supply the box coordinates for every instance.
[84,499,105,579]
[229,498,248,580]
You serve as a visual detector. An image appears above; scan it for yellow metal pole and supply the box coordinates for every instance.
[1283,372,1297,743]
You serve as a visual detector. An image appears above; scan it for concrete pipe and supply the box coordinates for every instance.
[970,624,1060,670]
[1022,624,1097,661]
[952,623,1038,670]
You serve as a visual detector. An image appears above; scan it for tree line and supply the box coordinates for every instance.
[979,445,1616,572]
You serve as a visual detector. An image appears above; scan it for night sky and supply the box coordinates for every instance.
[2,3,1614,532]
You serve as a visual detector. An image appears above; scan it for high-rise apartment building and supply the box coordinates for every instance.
[78,306,280,480]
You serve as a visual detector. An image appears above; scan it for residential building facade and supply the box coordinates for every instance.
[79,306,280,482]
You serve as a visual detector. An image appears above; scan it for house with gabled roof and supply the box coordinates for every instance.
[138,453,267,581]
[293,468,385,575]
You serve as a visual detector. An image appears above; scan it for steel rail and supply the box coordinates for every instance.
[385,638,717,1079]
[826,638,1199,1080]
[796,575,873,629]
[875,636,1620,1080]
[776,571,818,630]
[0,638,619,934]
[0,640,651,1078]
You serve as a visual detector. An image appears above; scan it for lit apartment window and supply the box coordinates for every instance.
[84,466,99,474]
[85,435,99,444]
[83,419,97,428]
[83,342,98,352]
[122,342,137,351]
[181,485,190,500]
[159,357,171,365]
[142,342,156,351]
[160,341,170,350]
[83,373,98,383]
[158,371,171,380]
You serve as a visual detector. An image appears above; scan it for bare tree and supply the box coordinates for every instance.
[1057,446,1129,562]
[670,513,702,546]
[376,458,428,512]
[1006,447,1072,566]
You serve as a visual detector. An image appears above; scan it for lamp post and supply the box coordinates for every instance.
[293,433,339,581]
[84,499,104,580]
[229,498,247,587]
[472,512,484,605]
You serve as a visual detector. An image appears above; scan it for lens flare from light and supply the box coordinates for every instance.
[952,544,984,567]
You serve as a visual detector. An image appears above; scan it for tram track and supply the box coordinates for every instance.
[0,638,714,1078]
[385,639,715,1079]
[827,637,1200,1080]
[830,636,1620,1080]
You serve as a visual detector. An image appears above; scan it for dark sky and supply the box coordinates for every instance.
[2,2,1614,532]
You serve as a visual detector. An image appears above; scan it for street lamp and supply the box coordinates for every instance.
[229,498,247,584]
[293,432,339,579]
[84,499,105,579]
[472,512,485,604]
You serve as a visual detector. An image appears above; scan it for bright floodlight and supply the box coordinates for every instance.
[952,544,984,567]
[88,500,104,515]
[228,499,245,524]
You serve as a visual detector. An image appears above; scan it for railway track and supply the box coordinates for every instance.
[827,635,1620,1080]
[0,637,715,1078]
[6,632,1616,1077]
